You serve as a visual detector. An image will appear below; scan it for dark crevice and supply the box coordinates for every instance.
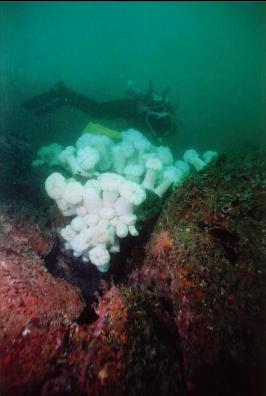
[77,301,98,325]
[209,228,240,264]
[43,240,61,275]
[159,297,174,316]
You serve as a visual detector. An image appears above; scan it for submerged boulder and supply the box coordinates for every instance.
[0,204,185,396]
[42,286,185,396]
[0,204,85,396]
[130,149,266,395]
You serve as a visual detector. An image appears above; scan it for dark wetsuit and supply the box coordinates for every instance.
[21,82,177,142]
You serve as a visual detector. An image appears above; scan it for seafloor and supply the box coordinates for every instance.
[0,145,265,396]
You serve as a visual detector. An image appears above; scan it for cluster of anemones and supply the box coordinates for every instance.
[37,128,217,271]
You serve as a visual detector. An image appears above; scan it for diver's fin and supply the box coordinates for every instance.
[21,82,70,115]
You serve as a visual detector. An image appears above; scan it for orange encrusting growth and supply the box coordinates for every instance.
[149,230,174,260]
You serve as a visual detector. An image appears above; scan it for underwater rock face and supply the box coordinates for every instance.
[0,203,55,258]
[130,150,266,395]
[0,204,184,395]
[41,286,184,396]
[0,205,85,396]
[1,150,265,396]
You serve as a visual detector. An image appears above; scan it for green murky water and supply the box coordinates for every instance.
[1,2,265,153]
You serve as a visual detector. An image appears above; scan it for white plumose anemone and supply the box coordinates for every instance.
[71,216,86,232]
[82,187,102,214]
[84,179,101,192]
[111,144,128,174]
[76,133,93,149]
[75,206,87,217]
[99,207,116,220]
[88,135,113,171]
[76,146,100,173]
[124,164,145,183]
[89,246,111,272]
[122,129,151,165]
[56,198,70,212]
[98,173,124,208]
[110,241,120,253]
[115,221,129,238]
[174,160,190,178]
[32,143,63,168]
[57,199,76,217]
[84,213,99,227]
[60,225,77,242]
[156,146,174,166]
[114,196,133,216]
[58,146,83,175]
[202,150,218,164]
[77,134,112,171]
[154,166,183,198]
[70,232,90,255]
[119,180,146,206]
[87,223,115,247]
[119,214,137,225]
[128,225,139,236]
[142,157,163,190]
[45,172,66,200]
[63,181,84,205]
[183,149,206,171]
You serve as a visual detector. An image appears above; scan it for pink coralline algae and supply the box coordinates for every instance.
[41,286,184,396]
[0,206,84,396]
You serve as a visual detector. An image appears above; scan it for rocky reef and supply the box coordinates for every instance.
[42,286,184,396]
[0,203,85,395]
[130,149,266,394]
[0,149,265,396]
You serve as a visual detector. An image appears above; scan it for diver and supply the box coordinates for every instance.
[21,80,177,143]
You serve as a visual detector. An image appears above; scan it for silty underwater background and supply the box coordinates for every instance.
[0,1,266,150]
[0,2,265,396]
